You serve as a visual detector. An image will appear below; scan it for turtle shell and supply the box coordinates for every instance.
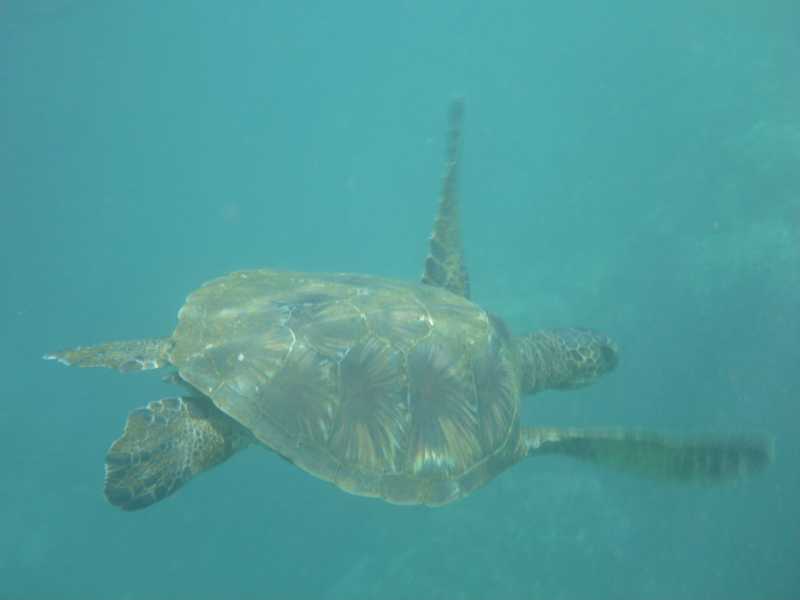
[169,269,521,505]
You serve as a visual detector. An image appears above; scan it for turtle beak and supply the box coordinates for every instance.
[597,334,619,374]
[558,328,619,388]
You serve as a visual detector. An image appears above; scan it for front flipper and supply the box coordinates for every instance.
[524,427,773,483]
[422,99,470,298]
[104,396,252,510]
[44,337,173,373]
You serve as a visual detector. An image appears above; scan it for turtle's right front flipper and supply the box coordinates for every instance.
[523,427,773,483]
[105,396,252,510]
[43,337,172,372]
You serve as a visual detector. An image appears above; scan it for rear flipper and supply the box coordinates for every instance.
[44,338,172,372]
[105,396,252,510]
[524,427,773,482]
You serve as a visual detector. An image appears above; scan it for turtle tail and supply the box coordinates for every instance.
[104,396,252,510]
[523,427,773,483]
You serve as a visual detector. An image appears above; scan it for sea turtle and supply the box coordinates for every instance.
[46,101,771,511]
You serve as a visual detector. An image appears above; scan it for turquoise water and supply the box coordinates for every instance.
[2,1,798,598]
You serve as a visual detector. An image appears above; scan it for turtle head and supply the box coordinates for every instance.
[516,328,619,394]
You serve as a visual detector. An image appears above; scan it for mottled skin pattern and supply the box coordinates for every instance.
[517,329,619,393]
[45,101,772,510]
[48,269,769,511]
[49,268,620,508]
[104,396,251,510]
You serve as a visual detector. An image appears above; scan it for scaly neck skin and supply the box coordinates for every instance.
[514,328,619,395]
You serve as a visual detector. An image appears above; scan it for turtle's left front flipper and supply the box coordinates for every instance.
[422,99,470,299]
[44,337,172,372]
[523,427,773,482]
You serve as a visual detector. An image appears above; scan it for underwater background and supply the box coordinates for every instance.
[1,1,798,598]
